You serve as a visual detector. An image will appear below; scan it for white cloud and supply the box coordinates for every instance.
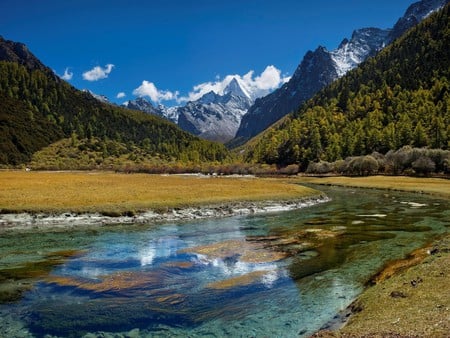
[178,65,290,103]
[82,64,114,81]
[132,81,179,103]
[116,92,126,99]
[131,65,290,105]
[254,65,290,90]
[60,67,73,81]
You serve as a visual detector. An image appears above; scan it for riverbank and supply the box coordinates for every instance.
[0,197,330,231]
[306,176,450,337]
[312,234,450,337]
[0,171,326,230]
[297,175,450,199]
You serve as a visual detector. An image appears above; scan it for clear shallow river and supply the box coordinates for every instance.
[0,185,448,337]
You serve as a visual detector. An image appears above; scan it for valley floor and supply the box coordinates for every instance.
[1,171,449,336]
[0,171,321,214]
[0,170,324,229]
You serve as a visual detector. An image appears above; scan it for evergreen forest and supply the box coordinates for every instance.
[0,59,229,166]
[0,4,449,176]
[244,4,449,173]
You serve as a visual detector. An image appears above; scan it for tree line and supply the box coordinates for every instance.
[0,60,229,166]
[244,4,449,172]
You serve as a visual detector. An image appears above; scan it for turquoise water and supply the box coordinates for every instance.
[0,186,448,337]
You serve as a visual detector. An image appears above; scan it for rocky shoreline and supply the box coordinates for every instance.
[0,196,330,231]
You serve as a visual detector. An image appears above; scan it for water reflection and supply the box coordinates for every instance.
[0,185,448,337]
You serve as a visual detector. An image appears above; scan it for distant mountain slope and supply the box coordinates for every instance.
[243,3,449,168]
[233,0,449,145]
[123,98,179,123]
[124,78,253,143]
[0,35,51,73]
[125,78,253,143]
[0,37,228,166]
[177,79,253,142]
[0,93,63,164]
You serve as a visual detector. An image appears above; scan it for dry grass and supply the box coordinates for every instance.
[297,176,450,198]
[0,171,319,214]
[339,235,450,337]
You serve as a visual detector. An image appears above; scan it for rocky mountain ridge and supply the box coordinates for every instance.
[233,0,449,144]
[177,81,253,142]
[0,35,50,74]
[124,78,253,142]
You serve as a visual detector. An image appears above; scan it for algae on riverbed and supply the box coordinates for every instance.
[0,182,449,337]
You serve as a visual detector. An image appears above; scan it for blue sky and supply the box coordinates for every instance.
[1,0,415,106]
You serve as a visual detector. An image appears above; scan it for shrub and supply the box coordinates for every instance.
[279,164,299,175]
[412,156,436,176]
[306,161,333,175]
[361,155,379,176]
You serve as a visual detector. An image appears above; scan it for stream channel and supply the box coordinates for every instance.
[0,185,448,337]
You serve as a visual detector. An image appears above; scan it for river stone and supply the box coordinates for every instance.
[126,328,140,338]
[390,291,407,298]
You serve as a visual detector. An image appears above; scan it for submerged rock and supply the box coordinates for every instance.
[179,239,287,264]
[205,270,269,290]
[390,291,408,298]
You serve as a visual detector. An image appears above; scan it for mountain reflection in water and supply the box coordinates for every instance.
[0,185,448,338]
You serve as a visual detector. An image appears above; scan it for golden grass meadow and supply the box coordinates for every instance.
[0,171,319,215]
[296,175,450,198]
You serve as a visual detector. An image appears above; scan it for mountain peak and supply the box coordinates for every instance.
[123,98,179,123]
[234,0,447,144]
[125,97,158,114]
[198,90,220,104]
[331,27,390,77]
[0,36,50,74]
[223,78,251,99]
[135,97,153,106]
[82,89,110,103]
[390,0,449,40]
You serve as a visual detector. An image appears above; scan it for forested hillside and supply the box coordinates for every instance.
[244,4,449,170]
[0,38,229,166]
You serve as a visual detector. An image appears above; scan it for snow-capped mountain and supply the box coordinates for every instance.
[157,104,180,124]
[223,77,252,99]
[123,98,179,123]
[177,78,253,142]
[390,0,448,40]
[234,0,448,144]
[330,28,390,77]
[123,78,251,141]
[82,89,110,104]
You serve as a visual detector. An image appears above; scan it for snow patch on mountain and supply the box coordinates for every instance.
[331,28,391,77]
[224,78,252,99]
[177,78,253,142]
[82,89,110,104]
[123,98,179,123]
[234,0,448,144]
[157,104,179,123]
